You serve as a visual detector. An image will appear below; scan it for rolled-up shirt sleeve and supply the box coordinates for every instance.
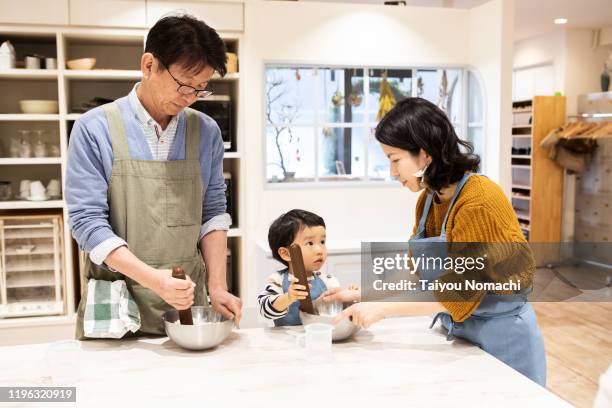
[198,118,231,241]
[66,118,125,265]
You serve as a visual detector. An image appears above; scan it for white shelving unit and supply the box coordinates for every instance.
[0,215,64,319]
[0,23,245,328]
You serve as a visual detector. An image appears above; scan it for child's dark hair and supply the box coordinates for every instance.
[268,209,326,267]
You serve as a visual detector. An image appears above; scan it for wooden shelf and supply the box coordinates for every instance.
[515,211,530,222]
[64,69,142,80]
[0,200,64,210]
[5,271,55,288]
[512,194,531,201]
[512,108,532,114]
[510,96,565,243]
[0,69,58,79]
[4,230,55,239]
[0,158,61,165]
[5,243,55,256]
[214,72,239,81]
[0,114,60,121]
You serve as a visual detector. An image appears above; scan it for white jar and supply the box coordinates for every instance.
[0,41,16,70]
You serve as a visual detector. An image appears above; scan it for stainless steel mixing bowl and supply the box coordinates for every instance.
[299,300,360,341]
[163,306,233,350]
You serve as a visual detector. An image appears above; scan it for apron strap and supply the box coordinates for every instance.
[183,108,201,161]
[416,193,434,235]
[440,172,475,237]
[103,102,131,161]
[430,312,457,341]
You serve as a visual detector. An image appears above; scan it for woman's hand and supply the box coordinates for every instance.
[333,302,388,329]
[152,269,195,310]
[319,285,361,303]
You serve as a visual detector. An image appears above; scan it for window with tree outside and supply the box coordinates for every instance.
[265,65,484,184]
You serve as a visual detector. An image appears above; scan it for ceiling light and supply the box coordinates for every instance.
[554,18,568,25]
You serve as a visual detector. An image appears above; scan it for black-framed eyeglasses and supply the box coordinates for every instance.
[158,59,214,98]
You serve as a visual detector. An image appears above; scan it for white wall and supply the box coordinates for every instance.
[513,30,565,95]
[468,0,514,194]
[563,29,610,115]
[241,0,513,305]
[513,28,610,113]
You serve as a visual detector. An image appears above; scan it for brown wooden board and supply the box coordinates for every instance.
[172,267,194,325]
[289,244,315,314]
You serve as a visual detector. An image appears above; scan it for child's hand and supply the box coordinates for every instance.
[286,276,309,303]
[320,286,361,303]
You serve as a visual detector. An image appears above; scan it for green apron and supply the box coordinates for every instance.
[75,102,207,339]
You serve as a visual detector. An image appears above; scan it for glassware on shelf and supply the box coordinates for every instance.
[0,181,12,201]
[9,137,21,158]
[33,130,47,158]
[48,144,60,157]
[19,139,32,158]
[18,130,32,158]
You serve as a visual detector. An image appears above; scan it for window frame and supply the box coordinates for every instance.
[262,62,481,189]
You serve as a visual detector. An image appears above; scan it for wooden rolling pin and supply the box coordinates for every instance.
[172,267,194,325]
[289,244,315,315]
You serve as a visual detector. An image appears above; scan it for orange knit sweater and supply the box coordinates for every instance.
[412,175,535,322]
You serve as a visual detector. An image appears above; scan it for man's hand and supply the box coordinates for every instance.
[150,269,195,310]
[209,287,243,327]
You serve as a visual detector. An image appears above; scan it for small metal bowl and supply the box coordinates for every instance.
[163,306,233,350]
[299,300,360,341]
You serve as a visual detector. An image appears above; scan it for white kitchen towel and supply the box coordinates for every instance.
[83,279,141,339]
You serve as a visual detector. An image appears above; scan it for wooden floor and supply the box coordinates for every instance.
[533,302,612,407]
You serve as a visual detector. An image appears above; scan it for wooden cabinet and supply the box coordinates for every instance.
[69,0,146,28]
[511,96,566,242]
[146,1,243,31]
[0,0,69,25]
[0,215,65,318]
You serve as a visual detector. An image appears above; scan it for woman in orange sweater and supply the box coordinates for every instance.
[322,97,546,386]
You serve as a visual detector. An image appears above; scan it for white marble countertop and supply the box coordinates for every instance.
[0,316,570,407]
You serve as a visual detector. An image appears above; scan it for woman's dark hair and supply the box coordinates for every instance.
[375,97,480,193]
[145,14,227,76]
[268,209,326,267]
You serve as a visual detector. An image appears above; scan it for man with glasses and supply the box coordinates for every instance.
[67,14,242,339]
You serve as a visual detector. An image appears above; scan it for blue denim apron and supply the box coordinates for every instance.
[409,173,547,386]
[273,269,327,326]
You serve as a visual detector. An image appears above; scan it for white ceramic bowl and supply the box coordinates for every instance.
[66,58,96,70]
[19,100,59,114]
